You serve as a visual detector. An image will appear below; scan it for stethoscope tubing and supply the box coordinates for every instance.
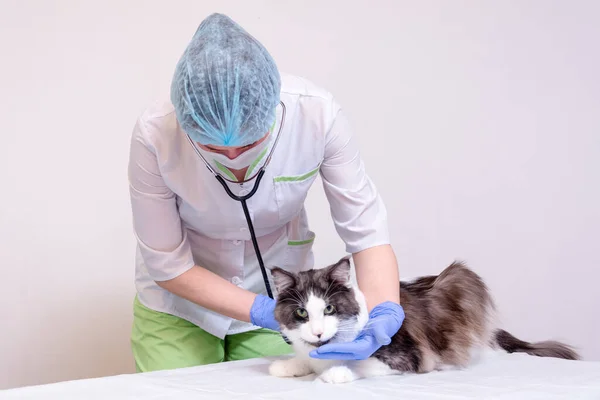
[214,171,274,299]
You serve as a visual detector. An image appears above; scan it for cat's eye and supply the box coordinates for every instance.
[324,305,336,315]
[295,308,308,319]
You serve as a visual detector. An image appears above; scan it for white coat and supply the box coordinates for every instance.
[128,74,390,338]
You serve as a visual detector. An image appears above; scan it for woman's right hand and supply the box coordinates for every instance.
[249,294,280,331]
[155,265,282,331]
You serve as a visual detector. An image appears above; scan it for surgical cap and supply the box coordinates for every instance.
[170,13,281,147]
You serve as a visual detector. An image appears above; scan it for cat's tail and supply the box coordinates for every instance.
[494,329,579,360]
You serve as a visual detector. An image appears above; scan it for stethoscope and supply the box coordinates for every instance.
[185,101,287,300]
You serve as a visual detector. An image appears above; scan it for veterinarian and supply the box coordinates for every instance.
[128,13,404,372]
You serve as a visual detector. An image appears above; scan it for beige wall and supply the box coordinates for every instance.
[1,0,598,390]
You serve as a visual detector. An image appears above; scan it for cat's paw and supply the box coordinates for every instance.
[269,358,312,378]
[318,366,357,384]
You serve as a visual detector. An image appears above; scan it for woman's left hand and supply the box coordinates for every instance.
[309,301,405,360]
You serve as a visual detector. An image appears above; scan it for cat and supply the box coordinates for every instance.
[269,255,579,384]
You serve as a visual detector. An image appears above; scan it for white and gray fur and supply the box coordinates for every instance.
[269,256,579,384]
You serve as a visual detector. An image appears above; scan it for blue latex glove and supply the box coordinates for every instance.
[309,301,405,360]
[249,294,280,331]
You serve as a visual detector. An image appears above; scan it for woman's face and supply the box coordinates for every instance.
[197,131,270,160]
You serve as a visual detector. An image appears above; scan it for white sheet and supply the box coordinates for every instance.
[2,350,600,399]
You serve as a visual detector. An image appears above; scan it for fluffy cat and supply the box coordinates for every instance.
[269,256,579,384]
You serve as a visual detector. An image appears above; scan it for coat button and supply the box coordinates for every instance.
[231,276,242,285]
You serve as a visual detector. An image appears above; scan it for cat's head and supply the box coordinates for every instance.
[271,256,368,348]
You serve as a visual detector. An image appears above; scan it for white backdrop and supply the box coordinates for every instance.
[1,0,599,390]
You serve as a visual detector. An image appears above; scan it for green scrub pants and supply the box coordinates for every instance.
[130,296,292,372]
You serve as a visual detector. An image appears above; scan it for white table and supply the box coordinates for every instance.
[2,350,600,399]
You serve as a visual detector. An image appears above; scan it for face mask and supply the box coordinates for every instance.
[196,131,275,181]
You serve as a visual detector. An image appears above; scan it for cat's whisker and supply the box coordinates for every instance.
[336,328,357,332]
[279,298,303,307]
[323,280,336,299]
[291,289,307,305]
[335,322,358,328]
[286,290,305,307]
[332,329,356,334]
[325,290,347,300]
[287,289,302,302]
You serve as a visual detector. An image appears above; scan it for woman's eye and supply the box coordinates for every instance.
[324,305,336,315]
[295,308,308,318]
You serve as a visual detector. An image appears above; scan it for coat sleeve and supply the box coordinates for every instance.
[127,117,195,281]
[319,99,391,254]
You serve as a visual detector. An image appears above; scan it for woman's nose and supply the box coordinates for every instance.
[224,148,244,159]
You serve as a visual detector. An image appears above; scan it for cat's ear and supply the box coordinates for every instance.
[326,255,352,284]
[271,267,297,293]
